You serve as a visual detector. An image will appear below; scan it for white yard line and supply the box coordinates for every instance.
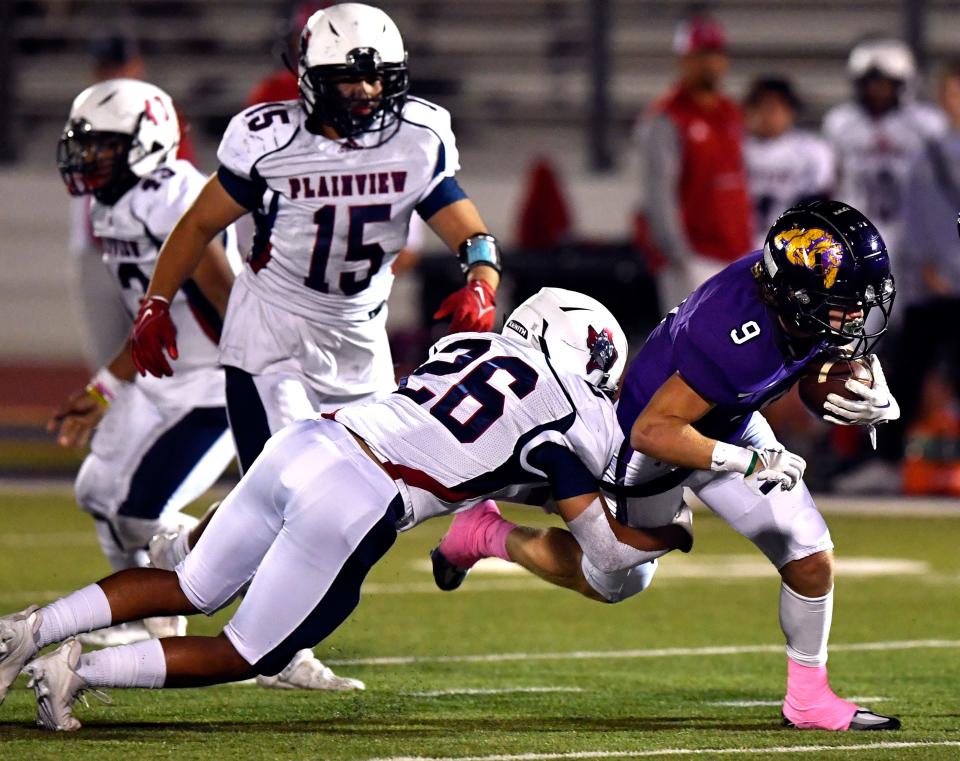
[405,687,584,698]
[367,741,960,761]
[1,479,959,517]
[408,556,931,581]
[327,639,960,667]
[708,696,887,708]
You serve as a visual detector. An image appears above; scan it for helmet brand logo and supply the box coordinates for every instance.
[775,227,843,289]
[505,319,528,339]
[586,326,618,374]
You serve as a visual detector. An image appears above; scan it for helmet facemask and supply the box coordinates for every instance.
[762,262,896,359]
[300,47,409,145]
[57,120,136,204]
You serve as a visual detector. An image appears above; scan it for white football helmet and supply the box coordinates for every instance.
[848,38,916,83]
[58,78,180,202]
[297,3,409,142]
[503,288,628,397]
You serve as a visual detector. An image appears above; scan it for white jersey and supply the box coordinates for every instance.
[822,100,946,253]
[216,97,458,322]
[90,159,241,405]
[334,333,618,529]
[745,129,835,248]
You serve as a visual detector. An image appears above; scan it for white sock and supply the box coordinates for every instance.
[76,639,167,689]
[779,581,833,667]
[36,584,112,649]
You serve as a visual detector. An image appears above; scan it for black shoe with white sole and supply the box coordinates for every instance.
[782,708,901,731]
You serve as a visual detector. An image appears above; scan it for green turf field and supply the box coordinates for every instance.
[0,490,958,760]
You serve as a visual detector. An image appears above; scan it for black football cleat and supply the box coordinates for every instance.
[430,546,469,591]
[847,709,902,731]
[782,708,901,731]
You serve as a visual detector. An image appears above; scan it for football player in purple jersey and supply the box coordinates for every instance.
[433,200,903,731]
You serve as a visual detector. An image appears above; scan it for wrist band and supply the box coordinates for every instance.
[457,233,502,274]
[85,368,128,408]
[710,441,756,474]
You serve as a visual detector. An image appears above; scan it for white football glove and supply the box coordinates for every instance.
[748,445,806,492]
[823,354,900,427]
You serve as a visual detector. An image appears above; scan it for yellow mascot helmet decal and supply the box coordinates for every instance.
[773,227,844,289]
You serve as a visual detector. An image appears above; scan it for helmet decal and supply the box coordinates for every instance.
[774,227,843,289]
[586,326,618,374]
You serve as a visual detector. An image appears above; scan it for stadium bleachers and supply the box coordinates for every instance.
[12,0,960,134]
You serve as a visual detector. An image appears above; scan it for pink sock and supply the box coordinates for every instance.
[783,658,858,730]
[479,503,515,562]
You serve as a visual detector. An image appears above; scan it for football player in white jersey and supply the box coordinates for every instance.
[133,4,497,690]
[0,289,690,731]
[48,80,239,645]
[131,3,501,472]
[822,38,946,259]
[744,77,834,248]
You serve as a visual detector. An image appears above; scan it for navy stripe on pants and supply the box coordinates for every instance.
[224,366,274,474]
[253,494,403,676]
[117,406,229,521]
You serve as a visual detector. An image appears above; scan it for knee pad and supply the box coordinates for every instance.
[74,454,118,518]
[581,555,659,603]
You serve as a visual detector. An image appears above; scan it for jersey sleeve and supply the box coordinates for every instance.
[672,302,772,405]
[526,443,599,500]
[132,161,206,239]
[820,104,851,148]
[807,134,835,195]
[216,102,298,209]
[404,99,466,220]
[528,373,618,484]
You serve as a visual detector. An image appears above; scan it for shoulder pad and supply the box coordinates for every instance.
[217,101,301,180]
[132,159,205,237]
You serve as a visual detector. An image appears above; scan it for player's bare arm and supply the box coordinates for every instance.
[132,176,246,377]
[189,234,236,318]
[630,371,716,469]
[47,338,139,449]
[632,372,806,492]
[426,199,502,332]
[146,175,246,303]
[425,199,500,290]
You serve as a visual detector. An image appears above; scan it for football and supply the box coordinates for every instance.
[797,355,874,417]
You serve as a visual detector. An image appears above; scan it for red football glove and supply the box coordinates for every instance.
[434,279,497,333]
[131,296,179,377]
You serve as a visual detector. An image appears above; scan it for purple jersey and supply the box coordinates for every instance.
[618,251,826,442]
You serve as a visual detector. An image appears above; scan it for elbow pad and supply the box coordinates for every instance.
[566,497,665,574]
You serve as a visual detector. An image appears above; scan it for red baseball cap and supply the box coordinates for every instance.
[673,16,727,55]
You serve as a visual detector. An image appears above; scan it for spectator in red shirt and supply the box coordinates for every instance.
[635,15,753,314]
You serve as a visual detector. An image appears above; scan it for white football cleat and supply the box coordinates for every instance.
[255,649,365,691]
[0,605,41,704]
[148,530,183,572]
[143,616,187,639]
[26,639,107,732]
[77,621,152,647]
[149,510,200,572]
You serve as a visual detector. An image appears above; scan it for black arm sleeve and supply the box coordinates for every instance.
[526,442,599,501]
